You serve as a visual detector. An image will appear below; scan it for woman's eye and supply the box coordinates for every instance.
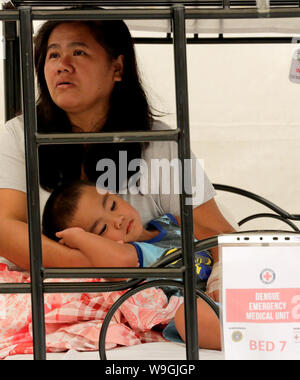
[111,201,116,211]
[48,52,59,59]
[73,50,86,56]
[99,225,107,236]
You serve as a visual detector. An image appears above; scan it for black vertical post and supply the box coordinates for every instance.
[172,5,199,360]
[3,20,21,121]
[19,6,46,360]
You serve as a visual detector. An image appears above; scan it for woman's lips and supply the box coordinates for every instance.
[56,77,75,88]
[56,82,74,88]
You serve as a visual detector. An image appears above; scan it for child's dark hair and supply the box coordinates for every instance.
[42,180,93,241]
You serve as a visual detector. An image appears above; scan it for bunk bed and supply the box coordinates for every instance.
[0,0,300,361]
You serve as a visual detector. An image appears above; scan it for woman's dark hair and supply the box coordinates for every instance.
[34,18,154,192]
[42,180,93,241]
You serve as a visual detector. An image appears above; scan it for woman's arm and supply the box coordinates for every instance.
[0,189,95,270]
[192,198,236,262]
[175,198,235,302]
[56,227,138,268]
[0,219,91,269]
[175,198,235,262]
[193,198,235,301]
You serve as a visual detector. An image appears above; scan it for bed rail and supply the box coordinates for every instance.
[214,184,300,231]
[1,0,300,361]
[4,1,300,9]
[0,3,199,360]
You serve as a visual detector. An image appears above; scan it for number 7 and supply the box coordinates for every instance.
[280,341,287,352]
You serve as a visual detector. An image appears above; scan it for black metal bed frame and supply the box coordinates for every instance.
[1,0,300,361]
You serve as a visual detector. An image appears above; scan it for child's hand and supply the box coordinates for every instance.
[206,262,220,302]
[56,227,85,249]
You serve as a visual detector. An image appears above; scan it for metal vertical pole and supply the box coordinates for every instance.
[172,5,199,360]
[19,6,46,360]
[3,20,21,121]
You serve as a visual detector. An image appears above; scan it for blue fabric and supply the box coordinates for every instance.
[129,214,216,343]
[162,320,184,343]
[130,214,213,281]
[129,241,166,268]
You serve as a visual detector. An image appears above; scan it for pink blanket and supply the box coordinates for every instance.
[0,263,183,359]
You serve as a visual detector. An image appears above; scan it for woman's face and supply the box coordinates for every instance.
[44,22,123,119]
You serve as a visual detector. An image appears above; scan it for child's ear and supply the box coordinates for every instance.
[113,55,124,82]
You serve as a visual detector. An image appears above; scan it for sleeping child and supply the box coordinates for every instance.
[42,180,221,350]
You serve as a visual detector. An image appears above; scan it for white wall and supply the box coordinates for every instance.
[0,23,299,231]
[135,40,300,230]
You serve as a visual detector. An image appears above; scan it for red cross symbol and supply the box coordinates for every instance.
[260,269,275,284]
[263,271,273,282]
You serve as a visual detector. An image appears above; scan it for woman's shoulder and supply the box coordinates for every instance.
[151,118,174,131]
[0,115,25,154]
[2,115,24,137]
[144,118,177,160]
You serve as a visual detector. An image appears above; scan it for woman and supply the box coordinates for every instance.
[0,19,234,300]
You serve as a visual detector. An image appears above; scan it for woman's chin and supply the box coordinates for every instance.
[54,100,83,115]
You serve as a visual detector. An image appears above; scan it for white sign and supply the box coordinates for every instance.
[289,48,300,84]
[221,245,300,360]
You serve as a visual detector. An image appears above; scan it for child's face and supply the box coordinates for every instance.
[69,186,144,243]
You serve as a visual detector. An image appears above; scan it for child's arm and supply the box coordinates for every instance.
[56,227,139,268]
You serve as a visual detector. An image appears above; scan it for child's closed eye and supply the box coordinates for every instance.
[99,224,107,236]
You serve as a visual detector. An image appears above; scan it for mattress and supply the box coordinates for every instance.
[4,342,224,360]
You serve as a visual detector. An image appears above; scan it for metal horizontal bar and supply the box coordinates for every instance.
[0,282,136,294]
[43,267,184,279]
[0,14,296,45]
[232,0,299,7]
[7,0,300,8]
[42,280,184,293]
[196,37,295,44]
[0,280,143,294]
[0,10,19,21]
[184,7,300,18]
[0,271,184,294]
[43,282,137,293]
[9,0,223,6]
[2,7,300,22]
[35,129,179,145]
[0,283,31,294]
[31,8,172,21]
[30,7,300,21]
[135,36,295,44]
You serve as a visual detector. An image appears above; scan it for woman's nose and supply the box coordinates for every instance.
[57,55,74,73]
